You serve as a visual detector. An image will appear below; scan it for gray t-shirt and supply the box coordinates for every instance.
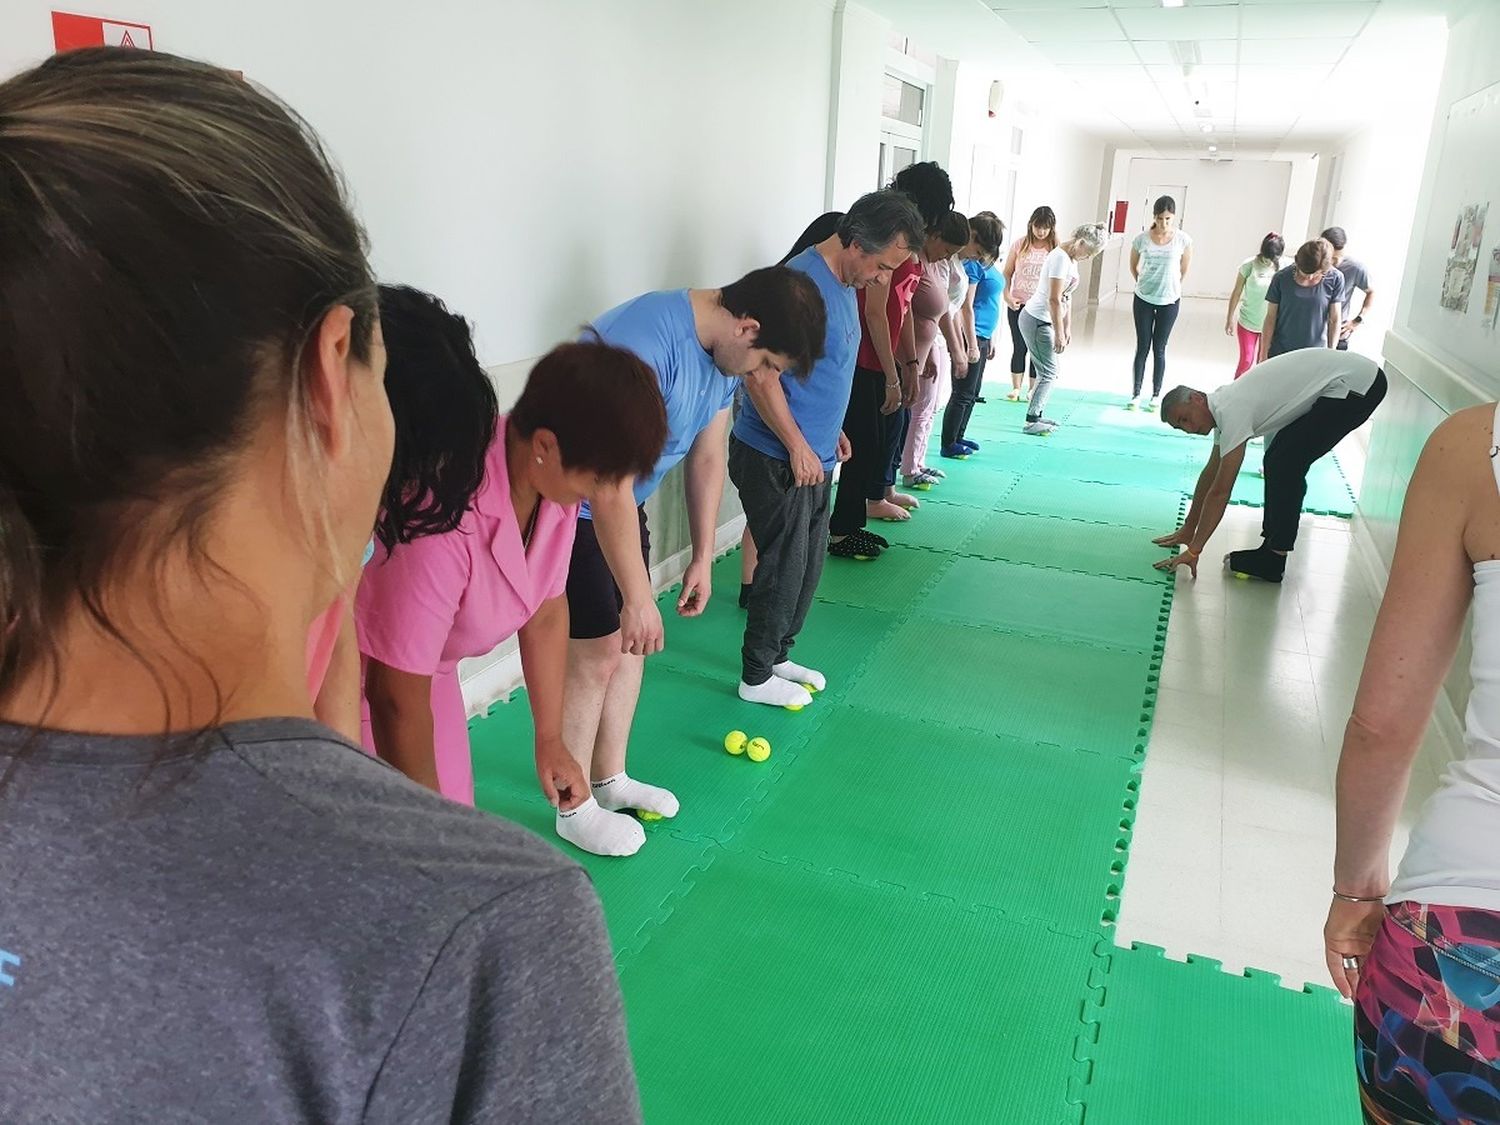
[0,718,640,1123]
[1265,264,1345,357]
[1336,257,1371,316]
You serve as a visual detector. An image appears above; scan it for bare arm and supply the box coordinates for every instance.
[1048,276,1067,348]
[677,408,729,615]
[962,281,979,355]
[312,596,362,743]
[1258,303,1277,364]
[1187,442,1246,555]
[365,660,441,793]
[517,594,588,810]
[1327,301,1342,350]
[939,310,966,373]
[1325,409,1480,996]
[1129,246,1141,282]
[1225,273,1248,333]
[743,369,822,486]
[1154,445,1220,552]
[1003,242,1022,308]
[1180,243,1193,280]
[590,476,662,656]
[862,276,901,388]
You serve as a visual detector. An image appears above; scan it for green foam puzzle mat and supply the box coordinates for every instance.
[959,509,1174,582]
[734,705,1137,934]
[1076,942,1360,1124]
[845,618,1157,752]
[918,556,1169,651]
[459,385,1360,1121]
[1002,475,1188,528]
[618,850,1099,1124]
[872,496,995,552]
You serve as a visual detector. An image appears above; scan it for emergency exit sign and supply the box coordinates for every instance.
[52,11,154,52]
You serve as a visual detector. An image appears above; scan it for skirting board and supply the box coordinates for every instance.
[459,514,748,718]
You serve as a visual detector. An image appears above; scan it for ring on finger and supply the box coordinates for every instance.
[1341,955,1361,971]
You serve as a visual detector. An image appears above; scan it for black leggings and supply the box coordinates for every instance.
[1006,305,1032,380]
[830,367,885,536]
[941,337,989,448]
[1131,295,1181,398]
[1261,370,1387,550]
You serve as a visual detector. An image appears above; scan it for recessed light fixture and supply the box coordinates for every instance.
[1161,0,1185,7]
[1208,144,1218,153]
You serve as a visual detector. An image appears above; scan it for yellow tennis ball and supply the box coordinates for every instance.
[636,810,664,822]
[746,737,771,762]
[724,730,747,755]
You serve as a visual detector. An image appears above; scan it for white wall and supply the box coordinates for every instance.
[826,0,891,210]
[1111,157,1292,300]
[0,0,836,371]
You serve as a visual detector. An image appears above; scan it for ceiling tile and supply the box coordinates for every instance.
[1114,7,1239,40]
[1238,38,1350,65]
[994,8,1124,41]
[1144,63,1238,84]
[1036,39,1146,65]
[1240,2,1375,39]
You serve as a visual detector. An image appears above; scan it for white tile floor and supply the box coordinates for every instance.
[1062,294,1443,991]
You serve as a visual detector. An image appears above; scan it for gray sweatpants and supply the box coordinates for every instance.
[729,436,832,685]
[1018,310,1060,421]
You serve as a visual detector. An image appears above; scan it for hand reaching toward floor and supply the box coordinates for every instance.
[1152,527,1191,548]
[1153,550,1199,578]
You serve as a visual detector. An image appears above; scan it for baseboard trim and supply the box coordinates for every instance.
[459,514,748,718]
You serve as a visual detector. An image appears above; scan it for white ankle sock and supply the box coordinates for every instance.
[738,677,813,708]
[592,772,679,817]
[556,797,645,857]
[773,660,826,692]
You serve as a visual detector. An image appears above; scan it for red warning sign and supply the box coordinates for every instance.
[52,11,154,53]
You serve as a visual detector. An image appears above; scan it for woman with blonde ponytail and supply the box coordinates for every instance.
[1017,222,1108,435]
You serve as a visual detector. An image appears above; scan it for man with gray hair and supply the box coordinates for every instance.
[731,189,925,707]
[1153,348,1387,582]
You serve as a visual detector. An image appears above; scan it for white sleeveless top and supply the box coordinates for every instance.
[1389,403,1500,910]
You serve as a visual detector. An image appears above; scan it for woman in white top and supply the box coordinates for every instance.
[1224,232,1285,379]
[1002,206,1057,402]
[1128,196,1193,411]
[1017,223,1108,436]
[1325,404,1500,1120]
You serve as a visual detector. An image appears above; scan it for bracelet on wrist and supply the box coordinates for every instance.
[1332,888,1386,904]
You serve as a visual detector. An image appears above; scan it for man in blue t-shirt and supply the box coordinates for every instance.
[731,189,925,709]
[561,268,826,856]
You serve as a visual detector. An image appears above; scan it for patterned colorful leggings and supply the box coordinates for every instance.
[1355,901,1500,1124]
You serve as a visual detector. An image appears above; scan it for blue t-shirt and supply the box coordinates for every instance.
[964,259,1004,340]
[732,246,857,470]
[582,289,736,518]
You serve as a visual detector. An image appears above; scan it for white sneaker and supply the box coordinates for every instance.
[1023,420,1055,436]
[1125,397,1139,411]
[1147,396,1159,411]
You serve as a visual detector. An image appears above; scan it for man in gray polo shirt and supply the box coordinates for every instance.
[1322,226,1376,353]
[1151,349,1387,583]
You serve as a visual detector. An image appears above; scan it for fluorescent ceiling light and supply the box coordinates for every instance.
[1161,0,1184,7]
[1208,144,1218,152]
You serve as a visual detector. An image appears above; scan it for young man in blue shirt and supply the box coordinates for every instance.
[560,268,826,855]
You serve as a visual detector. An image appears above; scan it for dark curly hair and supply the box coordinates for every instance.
[373,284,498,552]
[890,161,955,230]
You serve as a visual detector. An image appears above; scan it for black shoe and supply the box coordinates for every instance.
[1227,547,1286,583]
[975,396,987,404]
[829,535,880,560]
[849,528,889,552]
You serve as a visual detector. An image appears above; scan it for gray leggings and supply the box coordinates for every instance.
[1018,310,1060,421]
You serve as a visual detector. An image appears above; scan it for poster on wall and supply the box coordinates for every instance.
[52,11,153,52]
[1442,202,1488,312]
[1409,80,1500,373]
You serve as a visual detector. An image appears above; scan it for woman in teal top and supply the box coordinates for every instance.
[1225,232,1285,378]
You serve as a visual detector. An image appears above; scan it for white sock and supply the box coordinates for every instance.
[556,797,645,857]
[592,772,679,817]
[738,677,813,708]
[773,660,826,693]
